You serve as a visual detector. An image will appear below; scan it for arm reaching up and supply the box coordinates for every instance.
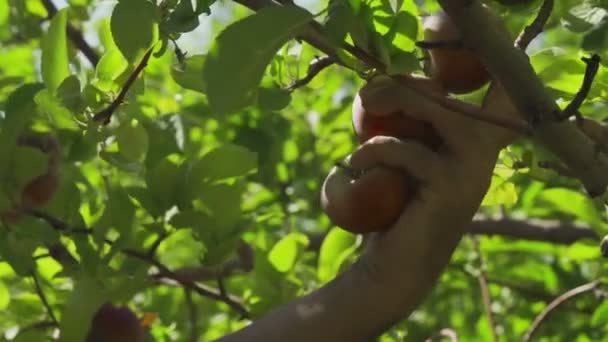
[217,76,521,342]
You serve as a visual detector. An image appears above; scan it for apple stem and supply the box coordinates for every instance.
[334,161,364,179]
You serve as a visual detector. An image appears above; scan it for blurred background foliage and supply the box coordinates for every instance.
[0,0,607,341]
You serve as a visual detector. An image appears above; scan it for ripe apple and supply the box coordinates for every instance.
[351,88,442,150]
[423,10,490,94]
[320,162,411,234]
[85,303,145,342]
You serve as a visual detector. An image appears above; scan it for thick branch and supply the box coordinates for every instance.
[515,0,554,50]
[436,0,608,196]
[468,218,599,244]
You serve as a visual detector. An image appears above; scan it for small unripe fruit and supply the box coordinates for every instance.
[423,11,490,94]
[18,133,60,209]
[0,133,60,224]
[321,163,410,234]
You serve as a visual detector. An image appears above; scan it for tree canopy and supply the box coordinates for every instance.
[0,0,607,341]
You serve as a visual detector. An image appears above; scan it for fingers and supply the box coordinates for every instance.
[348,136,443,184]
[480,81,523,148]
[358,76,483,154]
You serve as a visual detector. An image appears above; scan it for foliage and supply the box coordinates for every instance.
[0,0,607,341]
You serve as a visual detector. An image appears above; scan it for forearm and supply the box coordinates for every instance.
[217,202,474,342]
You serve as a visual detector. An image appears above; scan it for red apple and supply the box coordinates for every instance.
[321,162,411,234]
[423,10,490,94]
[85,303,145,342]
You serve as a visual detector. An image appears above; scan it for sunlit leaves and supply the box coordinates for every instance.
[171,55,207,93]
[481,174,518,207]
[11,146,48,189]
[110,0,159,62]
[41,8,69,92]
[268,232,308,272]
[204,6,312,115]
[96,48,129,82]
[59,276,106,342]
[317,228,358,283]
[117,119,149,162]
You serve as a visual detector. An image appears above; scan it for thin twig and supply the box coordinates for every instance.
[562,54,601,121]
[146,231,169,257]
[152,241,254,282]
[470,237,498,342]
[27,209,250,318]
[123,248,250,318]
[31,271,59,328]
[232,0,531,134]
[523,280,600,342]
[286,56,333,91]
[39,0,100,66]
[515,0,554,50]
[93,48,155,124]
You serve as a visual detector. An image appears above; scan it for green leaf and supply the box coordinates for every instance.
[146,157,181,214]
[117,119,149,162]
[0,280,9,310]
[537,188,603,225]
[110,0,159,62]
[11,146,48,189]
[591,301,608,326]
[258,84,291,111]
[165,0,201,33]
[0,83,45,144]
[194,144,257,182]
[0,232,36,276]
[317,228,358,283]
[57,75,83,112]
[34,89,79,130]
[171,55,207,93]
[268,232,308,273]
[96,48,128,81]
[481,175,518,206]
[41,8,69,91]
[204,6,313,115]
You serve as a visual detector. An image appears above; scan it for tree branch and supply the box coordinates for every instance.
[40,0,100,67]
[25,210,250,319]
[286,56,333,91]
[93,48,154,125]
[231,0,531,135]
[470,237,498,342]
[515,0,554,50]
[31,271,59,328]
[523,280,601,342]
[468,218,599,244]
[437,0,608,197]
[562,54,601,120]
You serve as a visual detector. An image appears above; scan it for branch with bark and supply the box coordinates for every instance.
[24,210,252,319]
[437,0,608,196]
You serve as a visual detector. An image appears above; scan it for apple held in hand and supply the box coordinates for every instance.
[321,161,411,234]
[352,88,442,149]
